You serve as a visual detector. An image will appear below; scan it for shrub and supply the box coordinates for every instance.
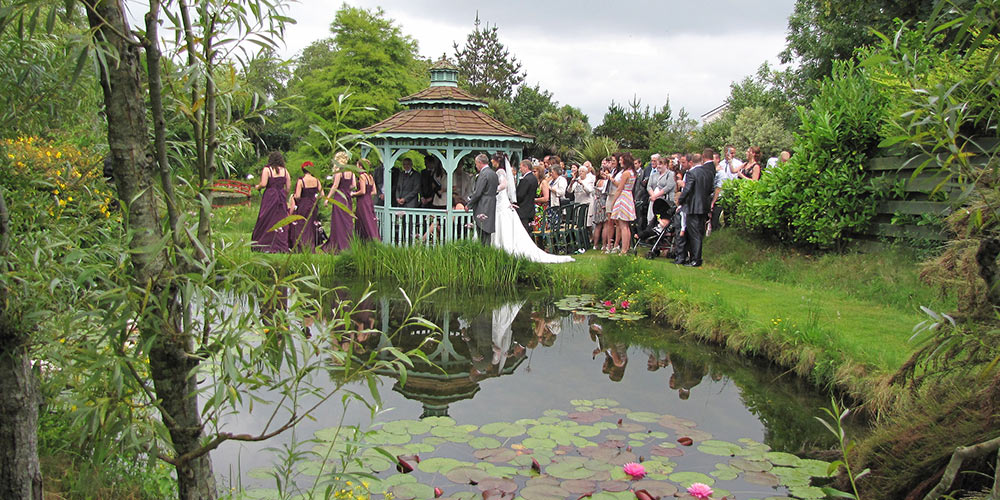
[726,62,887,249]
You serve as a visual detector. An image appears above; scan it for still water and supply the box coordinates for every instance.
[216,287,838,499]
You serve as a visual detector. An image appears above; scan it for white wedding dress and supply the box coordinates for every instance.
[492,162,574,264]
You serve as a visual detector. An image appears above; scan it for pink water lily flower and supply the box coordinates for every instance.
[621,300,630,309]
[687,482,713,499]
[622,462,645,479]
[609,307,617,314]
[603,300,613,307]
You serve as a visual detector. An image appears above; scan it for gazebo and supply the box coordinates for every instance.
[360,58,533,246]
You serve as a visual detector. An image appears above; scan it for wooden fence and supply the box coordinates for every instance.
[861,138,996,241]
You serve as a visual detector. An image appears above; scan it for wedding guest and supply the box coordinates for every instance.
[321,151,355,253]
[738,146,762,181]
[515,159,538,232]
[393,158,421,208]
[353,158,380,241]
[548,164,568,207]
[609,153,637,255]
[251,151,291,253]
[591,160,612,249]
[646,156,676,222]
[288,160,323,252]
[533,163,550,209]
[572,163,596,219]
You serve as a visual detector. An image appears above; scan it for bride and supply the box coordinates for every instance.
[491,153,574,264]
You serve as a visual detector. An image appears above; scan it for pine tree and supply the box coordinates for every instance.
[453,14,525,100]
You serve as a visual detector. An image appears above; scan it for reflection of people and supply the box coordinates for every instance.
[601,343,628,382]
[491,301,524,371]
[647,351,670,371]
[668,352,707,400]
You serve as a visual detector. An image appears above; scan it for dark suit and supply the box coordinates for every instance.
[633,162,654,229]
[677,163,715,266]
[468,166,498,244]
[514,171,538,232]
[393,168,421,208]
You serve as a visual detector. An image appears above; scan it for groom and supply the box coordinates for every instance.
[467,153,498,245]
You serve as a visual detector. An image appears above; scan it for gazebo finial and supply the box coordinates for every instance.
[430,56,459,87]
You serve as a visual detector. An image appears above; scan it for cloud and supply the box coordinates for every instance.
[278,0,794,124]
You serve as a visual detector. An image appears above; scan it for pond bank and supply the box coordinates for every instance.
[228,231,950,414]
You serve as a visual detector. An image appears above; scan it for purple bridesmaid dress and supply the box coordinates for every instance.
[251,167,290,253]
[288,181,321,252]
[354,175,380,241]
[322,173,355,253]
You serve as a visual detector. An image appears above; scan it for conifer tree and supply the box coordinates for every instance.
[453,14,525,100]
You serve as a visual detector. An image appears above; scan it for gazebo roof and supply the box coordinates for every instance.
[360,56,533,142]
[361,108,532,140]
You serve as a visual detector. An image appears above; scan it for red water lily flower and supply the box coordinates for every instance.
[621,301,630,309]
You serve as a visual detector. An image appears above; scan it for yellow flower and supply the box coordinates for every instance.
[6,154,12,159]
[46,151,51,157]
[67,196,73,202]
[55,151,61,159]
[58,199,66,207]
[52,189,59,195]
[59,338,66,343]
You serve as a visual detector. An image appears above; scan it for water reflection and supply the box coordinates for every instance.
[320,289,834,453]
[219,286,842,486]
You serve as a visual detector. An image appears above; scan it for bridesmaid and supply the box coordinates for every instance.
[288,161,323,252]
[321,151,356,253]
[251,151,291,253]
[352,158,379,241]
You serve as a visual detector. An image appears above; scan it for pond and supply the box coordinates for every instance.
[216,286,842,500]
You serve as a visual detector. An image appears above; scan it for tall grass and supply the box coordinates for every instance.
[220,239,582,292]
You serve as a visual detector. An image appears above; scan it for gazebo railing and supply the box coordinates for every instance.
[376,207,477,246]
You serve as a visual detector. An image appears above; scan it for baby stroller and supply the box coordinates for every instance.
[631,198,677,259]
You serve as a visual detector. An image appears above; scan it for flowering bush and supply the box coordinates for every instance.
[1,136,115,224]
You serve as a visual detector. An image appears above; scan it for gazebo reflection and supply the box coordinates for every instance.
[348,298,529,418]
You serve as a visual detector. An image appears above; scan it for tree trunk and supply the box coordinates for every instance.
[0,189,43,500]
[82,2,216,498]
[0,320,42,500]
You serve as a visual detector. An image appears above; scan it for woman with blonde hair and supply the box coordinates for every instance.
[322,151,356,253]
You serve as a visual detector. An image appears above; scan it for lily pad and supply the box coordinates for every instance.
[731,457,773,472]
[570,399,593,406]
[567,411,602,424]
[481,422,527,438]
[423,416,456,427]
[591,398,619,407]
[632,480,679,497]
[560,479,597,494]
[787,485,826,499]
[668,471,715,487]
[765,451,802,467]
[477,477,519,493]
[543,409,568,417]
[418,457,466,474]
[387,482,435,500]
[381,419,432,435]
[598,480,630,492]
[546,460,593,480]
[445,466,491,485]
[697,440,742,457]
[799,459,834,477]
[626,411,661,423]
[522,437,557,450]
[469,436,503,450]
[474,448,518,463]
[519,484,569,500]
[745,471,781,487]
[710,463,740,480]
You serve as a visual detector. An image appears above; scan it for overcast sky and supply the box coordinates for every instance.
[277,1,797,125]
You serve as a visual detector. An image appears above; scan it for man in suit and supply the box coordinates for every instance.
[467,153,498,245]
[393,158,421,208]
[632,154,656,230]
[514,159,538,233]
[676,148,716,267]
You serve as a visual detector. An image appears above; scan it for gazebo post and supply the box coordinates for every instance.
[380,146,406,244]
